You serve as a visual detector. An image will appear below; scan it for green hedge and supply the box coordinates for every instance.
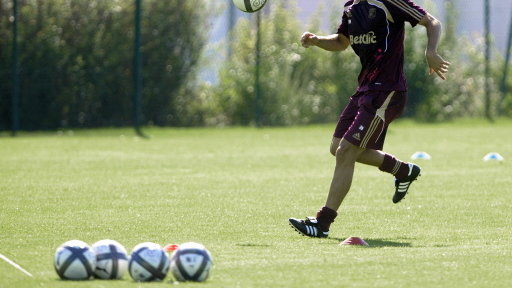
[0,0,210,130]
[0,1,510,130]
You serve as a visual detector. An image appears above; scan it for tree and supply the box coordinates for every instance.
[0,0,212,130]
[209,1,358,126]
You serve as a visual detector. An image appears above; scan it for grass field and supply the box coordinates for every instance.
[1,119,511,287]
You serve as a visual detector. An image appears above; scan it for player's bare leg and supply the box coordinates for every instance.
[331,137,384,166]
[324,139,364,211]
[289,139,362,238]
[289,136,419,237]
[332,136,421,203]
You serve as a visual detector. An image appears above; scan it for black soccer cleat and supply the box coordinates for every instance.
[289,217,329,238]
[393,163,421,203]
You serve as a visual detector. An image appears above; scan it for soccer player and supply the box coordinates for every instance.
[289,0,450,238]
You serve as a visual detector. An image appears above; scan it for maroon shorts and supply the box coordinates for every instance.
[333,90,407,150]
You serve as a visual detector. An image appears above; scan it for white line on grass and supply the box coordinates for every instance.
[0,253,33,277]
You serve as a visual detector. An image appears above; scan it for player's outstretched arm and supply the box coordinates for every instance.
[301,32,349,52]
[418,13,451,80]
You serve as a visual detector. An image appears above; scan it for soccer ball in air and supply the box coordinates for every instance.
[92,239,129,279]
[54,240,97,280]
[170,242,213,282]
[128,242,170,282]
[232,0,268,13]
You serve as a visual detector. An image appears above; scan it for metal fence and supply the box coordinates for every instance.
[2,0,512,134]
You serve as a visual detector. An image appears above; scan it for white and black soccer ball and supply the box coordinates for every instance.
[232,0,268,13]
[170,242,213,282]
[128,242,170,282]
[92,239,129,279]
[54,240,96,280]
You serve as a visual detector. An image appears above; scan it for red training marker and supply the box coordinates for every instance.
[164,244,179,252]
[339,237,369,246]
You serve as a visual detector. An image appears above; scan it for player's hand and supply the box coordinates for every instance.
[426,51,451,80]
[301,32,319,48]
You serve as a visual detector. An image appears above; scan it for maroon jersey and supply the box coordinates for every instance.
[337,0,426,91]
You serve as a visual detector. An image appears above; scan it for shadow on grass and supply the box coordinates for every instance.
[235,243,272,248]
[365,238,412,248]
[328,238,413,248]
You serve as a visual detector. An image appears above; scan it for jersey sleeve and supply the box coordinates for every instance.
[384,0,426,27]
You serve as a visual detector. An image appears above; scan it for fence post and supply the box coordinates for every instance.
[499,5,512,115]
[133,0,145,136]
[484,0,493,121]
[227,1,236,59]
[255,11,262,127]
[11,0,20,136]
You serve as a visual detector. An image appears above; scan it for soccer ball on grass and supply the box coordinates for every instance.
[92,239,129,279]
[128,242,170,282]
[54,240,96,280]
[169,242,213,282]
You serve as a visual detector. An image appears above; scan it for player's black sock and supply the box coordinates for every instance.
[315,206,337,232]
[379,154,410,180]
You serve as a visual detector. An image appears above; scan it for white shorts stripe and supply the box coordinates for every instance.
[360,116,381,148]
[360,91,396,149]
[376,91,395,121]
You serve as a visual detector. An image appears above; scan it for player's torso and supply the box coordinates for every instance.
[345,0,393,58]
